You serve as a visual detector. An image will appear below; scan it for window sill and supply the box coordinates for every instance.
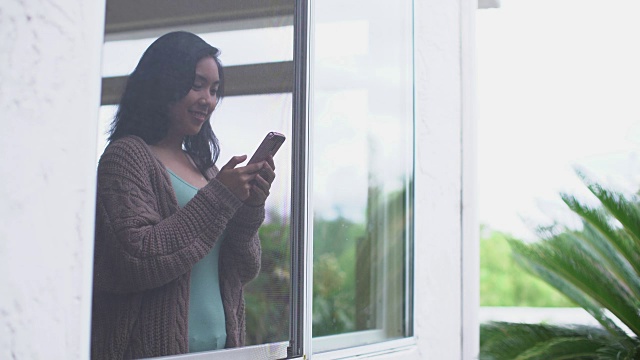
[149,341,288,360]
[312,336,416,360]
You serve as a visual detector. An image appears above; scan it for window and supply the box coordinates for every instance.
[310,0,414,354]
[99,1,295,358]
[96,0,414,358]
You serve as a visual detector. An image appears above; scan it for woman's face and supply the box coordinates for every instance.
[166,56,220,138]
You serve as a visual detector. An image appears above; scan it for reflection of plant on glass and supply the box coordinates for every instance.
[244,180,411,343]
[480,171,640,359]
[245,209,291,345]
[312,182,410,337]
[312,216,362,336]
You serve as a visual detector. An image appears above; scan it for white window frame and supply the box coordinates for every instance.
[304,0,416,356]
[95,0,477,359]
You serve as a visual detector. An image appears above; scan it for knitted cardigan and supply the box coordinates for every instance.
[91,136,263,359]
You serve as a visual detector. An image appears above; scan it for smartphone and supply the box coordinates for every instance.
[247,132,286,165]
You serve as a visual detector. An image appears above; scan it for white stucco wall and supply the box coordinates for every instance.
[0,0,105,359]
[0,0,477,358]
[414,0,464,358]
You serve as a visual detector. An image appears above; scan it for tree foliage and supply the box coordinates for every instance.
[244,213,366,343]
[481,229,575,307]
[245,209,291,345]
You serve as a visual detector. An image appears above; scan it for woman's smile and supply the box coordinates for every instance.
[189,109,209,123]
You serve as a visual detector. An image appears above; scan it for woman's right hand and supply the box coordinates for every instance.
[215,155,263,201]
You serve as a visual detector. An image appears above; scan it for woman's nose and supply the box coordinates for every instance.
[199,93,216,107]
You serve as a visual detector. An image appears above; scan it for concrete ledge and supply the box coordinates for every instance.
[479,0,501,9]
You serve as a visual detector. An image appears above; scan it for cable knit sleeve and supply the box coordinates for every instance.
[93,137,243,293]
[221,205,264,284]
[204,167,263,285]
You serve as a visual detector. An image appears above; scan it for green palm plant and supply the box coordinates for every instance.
[480,170,640,359]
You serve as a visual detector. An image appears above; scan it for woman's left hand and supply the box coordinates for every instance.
[244,155,276,207]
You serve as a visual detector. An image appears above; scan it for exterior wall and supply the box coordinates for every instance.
[415,0,478,359]
[0,0,105,359]
[0,0,477,358]
[461,0,480,358]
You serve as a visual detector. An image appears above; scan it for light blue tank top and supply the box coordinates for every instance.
[167,169,227,352]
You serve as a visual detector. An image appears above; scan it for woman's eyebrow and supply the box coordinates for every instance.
[194,73,220,84]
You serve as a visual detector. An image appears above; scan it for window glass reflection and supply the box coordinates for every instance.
[311,0,414,352]
[216,94,292,345]
[98,23,293,359]
[97,94,292,348]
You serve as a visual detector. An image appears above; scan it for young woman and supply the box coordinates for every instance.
[91,31,276,359]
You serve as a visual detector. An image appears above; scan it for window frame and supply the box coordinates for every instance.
[289,0,312,357]
[100,1,307,358]
[306,0,416,356]
[98,0,416,358]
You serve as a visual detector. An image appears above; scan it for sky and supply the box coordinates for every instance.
[476,0,640,239]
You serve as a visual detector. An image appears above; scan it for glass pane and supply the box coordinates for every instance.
[96,93,292,350]
[212,94,293,346]
[96,105,117,162]
[96,1,294,358]
[311,0,414,352]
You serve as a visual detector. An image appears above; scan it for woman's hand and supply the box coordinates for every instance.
[215,155,276,206]
[244,155,276,207]
[216,155,261,201]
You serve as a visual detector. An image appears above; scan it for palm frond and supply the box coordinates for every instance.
[562,193,640,294]
[516,337,606,360]
[480,322,613,360]
[509,236,639,337]
[595,341,640,360]
[576,169,640,247]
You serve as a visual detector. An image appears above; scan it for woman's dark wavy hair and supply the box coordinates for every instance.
[109,31,225,172]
